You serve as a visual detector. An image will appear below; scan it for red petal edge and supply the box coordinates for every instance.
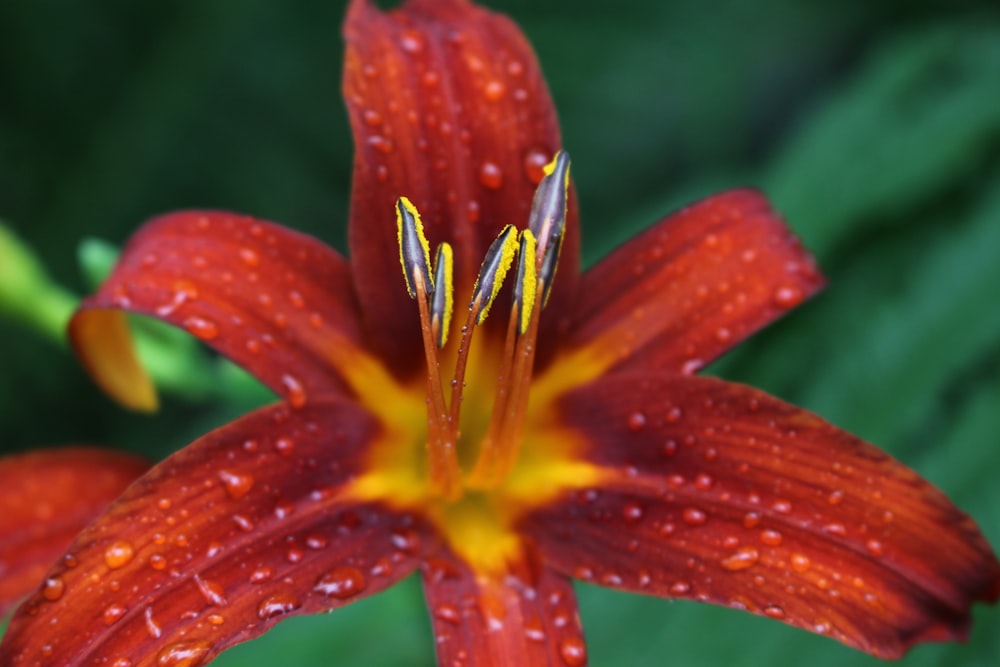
[343,0,580,378]
[0,447,149,618]
[422,549,588,666]
[69,211,367,410]
[520,373,1000,658]
[0,399,435,666]
[567,189,824,375]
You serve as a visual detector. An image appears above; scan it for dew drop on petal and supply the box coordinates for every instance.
[105,541,135,569]
[682,507,707,526]
[764,604,786,619]
[274,437,295,455]
[239,248,260,268]
[626,411,646,432]
[218,469,254,500]
[622,501,644,524]
[760,529,783,546]
[478,161,503,190]
[183,317,219,341]
[523,149,549,185]
[257,593,301,620]
[865,538,884,556]
[280,374,307,409]
[314,566,367,599]
[773,285,804,308]
[249,567,274,584]
[790,553,811,573]
[435,604,461,625]
[720,546,760,571]
[41,576,65,601]
[156,639,211,667]
[484,79,505,101]
[367,135,395,154]
[103,603,127,625]
[362,109,382,127]
[559,637,587,666]
[194,575,228,606]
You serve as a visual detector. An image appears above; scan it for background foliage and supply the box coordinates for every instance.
[1,0,998,665]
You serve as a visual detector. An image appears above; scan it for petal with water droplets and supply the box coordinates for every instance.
[69,212,369,410]
[520,373,1000,658]
[0,447,149,617]
[564,190,824,377]
[343,0,579,377]
[422,548,587,666]
[0,399,432,666]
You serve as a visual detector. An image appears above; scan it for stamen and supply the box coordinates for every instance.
[396,197,432,298]
[512,230,538,336]
[527,151,571,305]
[470,225,519,324]
[431,243,454,349]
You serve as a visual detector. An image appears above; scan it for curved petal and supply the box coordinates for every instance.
[69,212,369,410]
[520,374,1000,658]
[0,447,149,618]
[0,399,435,665]
[422,548,587,666]
[343,0,579,377]
[564,190,824,376]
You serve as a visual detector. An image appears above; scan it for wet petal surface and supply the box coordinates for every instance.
[0,399,434,666]
[566,190,823,376]
[422,548,587,666]
[521,373,1000,658]
[69,211,368,410]
[0,447,149,618]
[344,0,579,377]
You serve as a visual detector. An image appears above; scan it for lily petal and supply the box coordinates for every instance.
[69,212,367,410]
[520,373,1000,658]
[566,190,824,376]
[343,0,579,377]
[422,549,587,666]
[0,399,433,665]
[0,447,148,618]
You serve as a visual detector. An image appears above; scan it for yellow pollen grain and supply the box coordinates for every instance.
[474,225,519,324]
[516,230,538,335]
[432,243,454,348]
[396,196,432,298]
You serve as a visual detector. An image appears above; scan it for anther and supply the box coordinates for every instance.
[431,243,454,348]
[512,230,538,335]
[470,225,519,324]
[527,151,571,305]
[396,197,432,298]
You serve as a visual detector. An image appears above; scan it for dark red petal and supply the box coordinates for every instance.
[69,211,368,410]
[520,374,1000,658]
[0,399,434,666]
[422,549,588,666]
[343,0,579,377]
[567,190,823,375]
[0,447,149,618]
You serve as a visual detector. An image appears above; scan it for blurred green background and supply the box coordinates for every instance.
[1,0,998,665]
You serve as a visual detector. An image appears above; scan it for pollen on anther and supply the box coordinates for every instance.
[395,197,432,298]
[512,229,538,335]
[431,243,454,348]
[470,225,519,324]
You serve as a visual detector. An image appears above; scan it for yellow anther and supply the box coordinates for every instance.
[396,197,432,298]
[471,225,519,324]
[431,243,454,348]
[512,229,538,335]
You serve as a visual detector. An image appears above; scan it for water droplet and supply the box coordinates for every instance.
[823,522,847,536]
[681,358,704,374]
[367,135,395,154]
[105,541,135,569]
[257,593,301,620]
[772,500,792,514]
[314,566,367,599]
[626,411,646,432]
[305,534,328,550]
[865,538,884,556]
[399,30,423,53]
[484,79,505,101]
[720,546,760,571]
[156,639,211,667]
[790,553,811,573]
[280,374,307,409]
[145,606,162,638]
[622,501,644,523]
[760,529,783,546]
[249,566,274,584]
[773,285,804,308]
[827,489,845,505]
[435,604,461,625]
[194,575,227,606]
[763,604,786,619]
[274,436,295,456]
[682,507,707,526]
[558,637,587,666]
[103,603,127,625]
[182,316,219,341]
[362,109,382,127]
[217,469,254,500]
[478,161,503,190]
[523,149,549,185]
[232,514,255,532]
[112,658,132,667]
[41,576,65,601]
[715,327,732,342]
[390,527,421,554]
[665,406,683,424]
[694,473,714,490]
[239,247,260,268]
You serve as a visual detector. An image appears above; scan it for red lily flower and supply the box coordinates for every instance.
[3,0,998,665]
[0,448,149,619]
